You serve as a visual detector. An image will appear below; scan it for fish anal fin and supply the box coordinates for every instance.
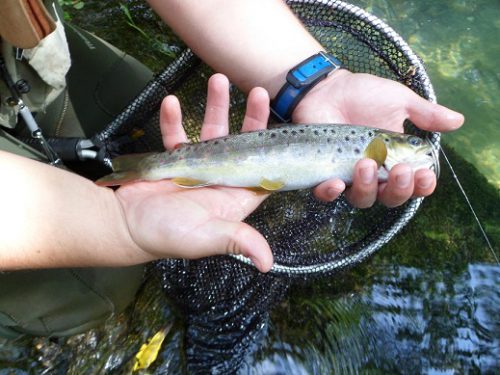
[172,177,211,188]
[259,178,285,191]
[364,137,387,168]
[245,187,271,195]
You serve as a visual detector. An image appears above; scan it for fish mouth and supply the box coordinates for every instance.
[426,138,441,178]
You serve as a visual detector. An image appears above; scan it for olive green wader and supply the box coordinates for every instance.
[0,1,152,338]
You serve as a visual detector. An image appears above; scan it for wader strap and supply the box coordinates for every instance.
[0,0,56,49]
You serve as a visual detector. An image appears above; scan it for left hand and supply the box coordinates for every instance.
[115,74,274,272]
[292,69,464,208]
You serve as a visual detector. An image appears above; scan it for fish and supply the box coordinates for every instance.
[96,124,438,191]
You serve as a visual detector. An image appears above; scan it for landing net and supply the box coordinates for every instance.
[92,0,439,371]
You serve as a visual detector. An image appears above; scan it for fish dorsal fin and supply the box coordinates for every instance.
[259,178,285,191]
[364,137,387,167]
[172,177,211,188]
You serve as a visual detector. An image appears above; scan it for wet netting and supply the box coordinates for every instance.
[93,0,439,372]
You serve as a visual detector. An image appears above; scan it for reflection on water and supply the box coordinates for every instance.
[248,264,499,374]
[352,0,500,188]
[364,264,499,373]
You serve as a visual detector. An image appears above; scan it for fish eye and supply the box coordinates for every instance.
[408,136,422,146]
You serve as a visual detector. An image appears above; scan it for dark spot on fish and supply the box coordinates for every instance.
[258,132,264,137]
[360,136,366,142]
[323,129,328,133]
[330,129,336,134]
[299,129,305,133]
[317,149,321,154]
[368,131,373,137]
[337,147,342,153]
[314,130,319,135]
[354,148,361,154]
[384,137,390,143]
[282,129,288,134]
[270,133,277,138]
[351,130,356,135]
[327,138,332,143]
[291,130,297,135]
[214,141,219,145]
[345,136,350,142]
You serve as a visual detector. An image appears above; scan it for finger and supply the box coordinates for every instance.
[313,178,346,202]
[205,220,273,273]
[200,73,230,141]
[406,95,464,132]
[160,95,188,151]
[377,164,415,207]
[413,168,436,197]
[241,87,270,132]
[345,159,379,208]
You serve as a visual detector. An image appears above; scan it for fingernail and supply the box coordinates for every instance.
[360,166,375,184]
[327,182,344,201]
[327,188,337,200]
[417,174,433,189]
[396,171,411,188]
[249,256,262,271]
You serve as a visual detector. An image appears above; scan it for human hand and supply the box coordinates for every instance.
[114,74,274,272]
[292,69,464,208]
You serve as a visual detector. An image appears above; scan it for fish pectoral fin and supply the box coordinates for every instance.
[259,178,285,191]
[171,177,212,188]
[364,137,387,168]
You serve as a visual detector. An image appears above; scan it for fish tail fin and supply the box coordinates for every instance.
[95,153,153,187]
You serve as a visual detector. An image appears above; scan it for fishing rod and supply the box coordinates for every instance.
[439,146,499,264]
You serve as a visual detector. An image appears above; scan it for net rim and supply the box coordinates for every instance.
[230,0,439,276]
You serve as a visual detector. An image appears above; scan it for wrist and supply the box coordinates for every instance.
[270,51,344,122]
[106,189,157,265]
[291,68,352,123]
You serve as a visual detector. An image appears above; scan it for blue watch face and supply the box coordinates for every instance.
[287,53,341,88]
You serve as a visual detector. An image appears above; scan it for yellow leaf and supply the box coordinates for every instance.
[133,324,172,371]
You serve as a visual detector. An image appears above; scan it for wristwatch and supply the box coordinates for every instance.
[271,51,343,122]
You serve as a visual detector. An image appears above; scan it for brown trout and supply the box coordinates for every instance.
[96,124,438,191]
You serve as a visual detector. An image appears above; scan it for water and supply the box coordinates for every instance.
[1,0,499,374]
[352,0,500,189]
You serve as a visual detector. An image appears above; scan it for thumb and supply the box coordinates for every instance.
[406,95,464,132]
[204,220,274,273]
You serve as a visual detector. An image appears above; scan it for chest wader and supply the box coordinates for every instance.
[0,1,153,338]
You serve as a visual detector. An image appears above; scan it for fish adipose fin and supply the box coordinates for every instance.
[364,137,387,167]
[95,171,142,186]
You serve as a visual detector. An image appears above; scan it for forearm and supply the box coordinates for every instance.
[148,0,323,97]
[0,152,149,270]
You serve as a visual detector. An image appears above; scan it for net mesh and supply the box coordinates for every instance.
[92,0,439,371]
